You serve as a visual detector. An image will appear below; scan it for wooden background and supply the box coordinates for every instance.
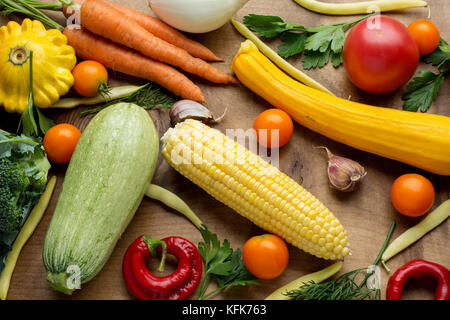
[1,0,449,300]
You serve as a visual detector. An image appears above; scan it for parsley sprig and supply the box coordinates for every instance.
[402,39,449,113]
[196,226,257,300]
[243,13,373,69]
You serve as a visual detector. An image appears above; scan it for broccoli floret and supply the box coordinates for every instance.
[29,156,51,193]
[0,158,32,233]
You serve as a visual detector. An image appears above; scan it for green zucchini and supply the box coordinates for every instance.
[43,103,159,295]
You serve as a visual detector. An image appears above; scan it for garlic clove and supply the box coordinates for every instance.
[317,147,367,192]
[169,100,226,126]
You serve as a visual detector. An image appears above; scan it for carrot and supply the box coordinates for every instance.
[63,0,222,62]
[63,26,206,103]
[79,0,236,84]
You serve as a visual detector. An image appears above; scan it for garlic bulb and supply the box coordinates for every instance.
[170,100,227,126]
[148,0,250,33]
[317,147,367,192]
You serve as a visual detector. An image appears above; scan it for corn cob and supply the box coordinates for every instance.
[161,119,349,260]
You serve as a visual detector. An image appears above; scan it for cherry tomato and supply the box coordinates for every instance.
[72,60,108,97]
[253,109,293,148]
[343,16,419,94]
[44,124,82,164]
[408,20,440,55]
[391,174,435,217]
[242,234,289,279]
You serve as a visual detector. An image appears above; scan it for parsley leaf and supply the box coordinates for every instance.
[243,14,299,38]
[243,13,372,69]
[331,51,344,68]
[278,32,307,58]
[424,39,450,71]
[196,226,257,300]
[215,249,258,288]
[403,39,449,113]
[303,48,331,69]
[402,71,445,112]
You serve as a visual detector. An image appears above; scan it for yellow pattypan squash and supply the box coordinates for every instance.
[0,19,77,114]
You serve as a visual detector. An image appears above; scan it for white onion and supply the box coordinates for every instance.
[148,0,249,33]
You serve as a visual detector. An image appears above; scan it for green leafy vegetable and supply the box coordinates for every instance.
[80,83,176,116]
[196,226,257,300]
[278,32,307,58]
[17,51,54,137]
[243,13,372,69]
[0,129,50,273]
[284,222,396,300]
[402,39,449,113]
[403,71,444,112]
[424,39,450,70]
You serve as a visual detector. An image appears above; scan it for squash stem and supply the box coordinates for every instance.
[46,271,76,296]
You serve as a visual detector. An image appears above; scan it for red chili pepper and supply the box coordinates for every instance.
[386,259,450,300]
[122,235,202,300]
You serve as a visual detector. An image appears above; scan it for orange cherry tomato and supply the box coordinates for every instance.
[72,60,109,97]
[391,174,435,217]
[242,234,289,279]
[408,20,440,55]
[253,109,293,149]
[43,124,82,164]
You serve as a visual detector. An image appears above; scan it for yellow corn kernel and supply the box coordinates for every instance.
[161,119,350,260]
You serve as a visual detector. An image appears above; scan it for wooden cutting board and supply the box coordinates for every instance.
[1,0,449,300]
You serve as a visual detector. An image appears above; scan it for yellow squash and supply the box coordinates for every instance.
[0,19,76,113]
[231,40,450,176]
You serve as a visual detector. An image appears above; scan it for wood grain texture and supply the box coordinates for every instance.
[1,0,449,300]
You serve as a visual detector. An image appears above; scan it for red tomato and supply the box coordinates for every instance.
[408,20,440,55]
[242,234,289,279]
[44,124,82,164]
[343,16,419,94]
[390,174,435,217]
[253,109,293,148]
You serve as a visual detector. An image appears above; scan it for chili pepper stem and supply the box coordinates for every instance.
[142,236,167,273]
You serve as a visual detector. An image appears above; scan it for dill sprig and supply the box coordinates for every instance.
[284,221,396,300]
[80,83,176,116]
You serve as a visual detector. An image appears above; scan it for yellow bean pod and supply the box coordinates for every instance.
[294,0,428,15]
[381,200,450,267]
[145,184,204,230]
[0,176,57,300]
